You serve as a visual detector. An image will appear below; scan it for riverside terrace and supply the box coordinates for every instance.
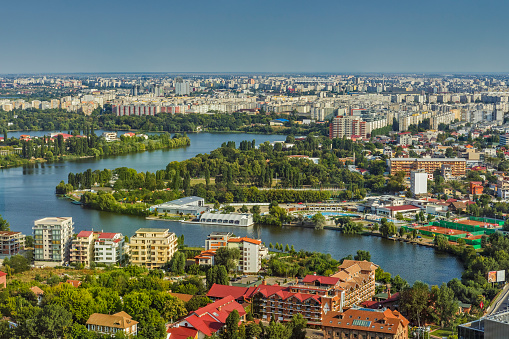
[402,218,499,249]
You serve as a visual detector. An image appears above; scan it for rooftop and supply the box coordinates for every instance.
[135,228,169,233]
[166,196,204,206]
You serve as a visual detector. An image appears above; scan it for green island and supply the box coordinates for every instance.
[1,130,190,168]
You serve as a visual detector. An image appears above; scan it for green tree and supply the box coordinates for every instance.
[379,219,396,238]
[222,309,240,339]
[287,314,307,339]
[215,247,241,272]
[0,214,10,231]
[400,281,430,327]
[354,250,371,262]
[434,234,449,251]
[3,254,30,274]
[434,283,459,328]
[22,304,73,339]
[311,212,326,230]
[265,320,291,339]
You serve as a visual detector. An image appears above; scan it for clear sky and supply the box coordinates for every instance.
[1,0,508,74]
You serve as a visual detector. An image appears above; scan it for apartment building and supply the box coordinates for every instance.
[94,232,127,265]
[331,260,378,308]
[129,228,178,268]
[329,116,367,139]
[33,217,74,266]
[251,276,345,326]
[70,231,96,267]
[86,311,138,337]
[0,231,25,257]
[322,308,409,339]
[205,232,233,250]
[227,237,263,273]
[388,158,466,177]
[196,233,267,273]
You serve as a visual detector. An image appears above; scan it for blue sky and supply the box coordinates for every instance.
[1,0,508,73]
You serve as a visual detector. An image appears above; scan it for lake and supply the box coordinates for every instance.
[0,131,463,285]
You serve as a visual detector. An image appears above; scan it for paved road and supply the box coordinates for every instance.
[488,283,509,315]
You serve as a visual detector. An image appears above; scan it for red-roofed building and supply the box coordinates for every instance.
[0,271,6,288]
[322,308,409,339]
[470,181,483,195]
[166,326,198,339]
[66,280,82,288]
[251,280,343,326]
[207,284,258,303]
[169,296,245,339]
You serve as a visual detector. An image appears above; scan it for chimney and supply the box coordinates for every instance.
[262,280,267,285]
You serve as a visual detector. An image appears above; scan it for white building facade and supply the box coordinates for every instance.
[33,217,74,266]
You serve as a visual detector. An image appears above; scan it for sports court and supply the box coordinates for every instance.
[456,219,499,228]
[419,225,468,236]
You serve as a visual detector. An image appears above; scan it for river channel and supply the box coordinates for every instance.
[0,131,463,285]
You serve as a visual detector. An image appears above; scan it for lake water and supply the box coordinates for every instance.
[0,131,463,285]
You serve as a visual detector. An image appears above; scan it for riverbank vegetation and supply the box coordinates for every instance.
[0,109,328,135]
[1,130,190,168]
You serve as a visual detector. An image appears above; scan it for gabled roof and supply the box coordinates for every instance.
[302,275,340,286]
[97,232,118,239]
[30,286,44,296]
[86,311,138,329]
[207,284,252,301]
[169,292,194,303]
[322,308,409,335]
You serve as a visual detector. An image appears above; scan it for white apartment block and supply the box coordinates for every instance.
[410,171,428,196]
[94,232,127,265]
[227,237,264,273]
[33,217,74,266]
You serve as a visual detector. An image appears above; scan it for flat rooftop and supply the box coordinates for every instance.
[34,217,72,224]
[135,228,169,233]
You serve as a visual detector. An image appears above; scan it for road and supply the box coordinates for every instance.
[487,283,509,315]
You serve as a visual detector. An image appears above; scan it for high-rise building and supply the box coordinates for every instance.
[410,171,428,196]
[329,115,366,139]
[131,85,139,96]
[175,77,190,95]
[33,217,74,266]
[129,228,178,268]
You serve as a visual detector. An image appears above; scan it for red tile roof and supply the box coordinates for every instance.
[167,326,198,339]
[97,232,118,239]
[302,275,340,286]
[77,231,93,238]
[0,271,6,277]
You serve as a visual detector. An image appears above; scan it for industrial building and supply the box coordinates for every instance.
[150,196,209,216]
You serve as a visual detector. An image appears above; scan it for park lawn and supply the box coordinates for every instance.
[430,327,454,337]
[190,178,215,185]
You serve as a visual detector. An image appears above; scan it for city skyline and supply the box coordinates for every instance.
[2,0,509,74]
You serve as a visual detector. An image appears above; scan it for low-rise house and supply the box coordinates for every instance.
[169,296,245,339]
[86,311,138,337]
[30,286,44,304]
